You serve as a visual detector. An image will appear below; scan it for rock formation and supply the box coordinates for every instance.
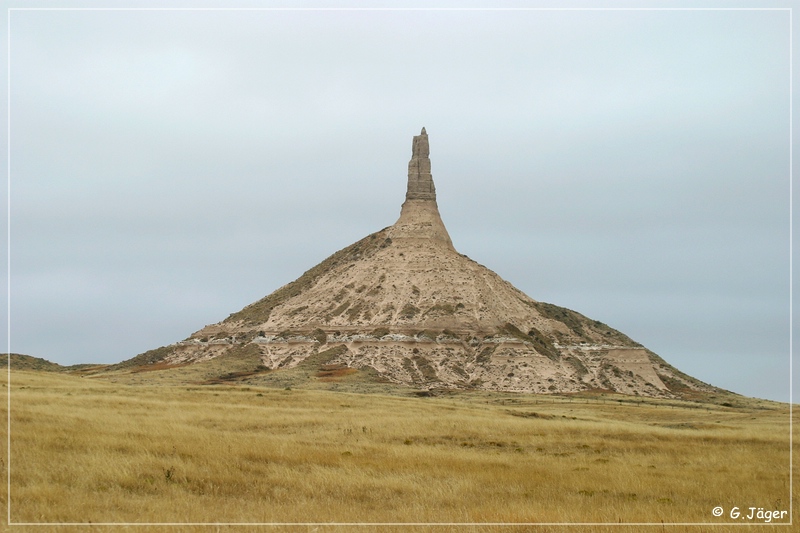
[395,128,453,249]
[405,127,436,201]
[117,129,717,398]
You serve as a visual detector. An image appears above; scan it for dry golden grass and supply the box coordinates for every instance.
[0,369,796,532]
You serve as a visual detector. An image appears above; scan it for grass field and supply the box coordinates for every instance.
[1,369,796,532]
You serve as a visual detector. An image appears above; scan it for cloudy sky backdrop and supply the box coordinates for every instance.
[3,1,795,402]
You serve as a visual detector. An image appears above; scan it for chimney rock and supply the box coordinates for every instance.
[405,127,435,201]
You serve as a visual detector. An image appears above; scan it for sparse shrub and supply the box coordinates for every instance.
[371,327,390,338]
[334,289,348,302]
[400,304,419,319]
[331,301,351,317]
[345,302,364,320]
[416,330,437,341]
[476,346,495,364]
[286,305,309,317]
[500,323,560,361]
[311,329,328,344]
[424,303,455,316]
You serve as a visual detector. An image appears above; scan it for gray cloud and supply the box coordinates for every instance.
[4,5,793,402]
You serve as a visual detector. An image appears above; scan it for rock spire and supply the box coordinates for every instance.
[405,127,436,201]
[394,128,453,248]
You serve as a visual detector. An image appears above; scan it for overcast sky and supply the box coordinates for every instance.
[3,1,795,402]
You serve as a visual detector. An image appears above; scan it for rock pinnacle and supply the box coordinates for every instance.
[395,129,454,248]
[405,127,435,201]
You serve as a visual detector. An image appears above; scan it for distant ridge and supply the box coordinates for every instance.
[6,353,108,373]
[114,129,720,399]
[7,353,64,372]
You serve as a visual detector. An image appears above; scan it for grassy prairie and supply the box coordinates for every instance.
[1,370,796,532]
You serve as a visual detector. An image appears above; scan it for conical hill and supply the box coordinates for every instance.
[120,128,717,398]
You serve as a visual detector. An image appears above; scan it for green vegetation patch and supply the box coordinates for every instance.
[565,355,589,377]
[412,355,440,383]
[441,329,461,339]
[424,303,456,316]
[527,301,588,338]
[311,329,328,344]
[107,345,175,371]
[371,327,390,338]
[330,301,352,318]
[286,305,309,317]
[399,304,420,319]
[499,323,560,362]
[649,350,716,395]
[401,357,418,380]
[415,330,438,341]
[190,344,268,384]
[345,301,365,321]
[296,345,350,371]
[7,353,65,372]
[476,346,496,365]
[528,300,639,346]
